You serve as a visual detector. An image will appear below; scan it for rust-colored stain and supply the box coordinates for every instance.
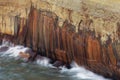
[0,7,120,79]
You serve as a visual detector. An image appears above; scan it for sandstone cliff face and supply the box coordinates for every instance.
[0,0,120,39]
[0,0,120,79]
[0,0,30,35]
[1,0,120,55]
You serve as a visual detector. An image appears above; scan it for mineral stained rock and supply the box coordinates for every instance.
[1,0,120,80]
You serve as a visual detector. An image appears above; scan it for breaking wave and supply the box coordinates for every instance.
[0,41,111,80]
[0,40,30,58]
[60,61,111,80]
[36,57,53,67]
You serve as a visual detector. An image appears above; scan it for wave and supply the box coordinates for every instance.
[0,40,111,80]
[60,61,111,80]
[36,57,54,68]
[0,40,30,59]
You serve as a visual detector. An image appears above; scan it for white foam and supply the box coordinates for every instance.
[0,41,112,80]
[0,41,30,58]
[5,46,29,57]
[60,61,111,80]
[2,39,14,47]
[36,57,53,68]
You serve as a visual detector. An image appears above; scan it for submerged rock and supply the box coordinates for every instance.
[0,46,9,52]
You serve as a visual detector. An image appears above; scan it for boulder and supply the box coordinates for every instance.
[53,61,64,68]
[19,52,30,59]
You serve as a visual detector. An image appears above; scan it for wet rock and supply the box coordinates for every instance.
[0,6,120,80]
[19,51,37,62]
[55,49,68,63]
[53,61,64,68]
[19,52,30,59]
[117,61,120,68]
[35,55,46,61]
[0,46,9,52]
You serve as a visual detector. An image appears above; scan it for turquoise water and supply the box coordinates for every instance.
[0,42,111,80]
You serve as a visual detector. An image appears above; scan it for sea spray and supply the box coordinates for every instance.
[1,45,30,57]
[2,39,14,47]
[0,40,31,58]
[60,61,111,80]
[0,41,112,80]
[36,57,54,68]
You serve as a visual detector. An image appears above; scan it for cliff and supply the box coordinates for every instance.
[0,0,120,80]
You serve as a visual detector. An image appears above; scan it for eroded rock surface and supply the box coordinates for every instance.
[1,0,120,80]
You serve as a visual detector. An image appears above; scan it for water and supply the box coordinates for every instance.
[0,41,111,80]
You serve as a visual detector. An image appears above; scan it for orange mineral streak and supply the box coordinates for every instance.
[108,44,117,66]
[0,7,119,79]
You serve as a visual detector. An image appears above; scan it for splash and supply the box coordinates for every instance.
[0,41,112,80]
[60,61,111,80]
[3,46,30,57]
[0,40,30,58]
[2,39,14,47]
[36,57,53,68]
